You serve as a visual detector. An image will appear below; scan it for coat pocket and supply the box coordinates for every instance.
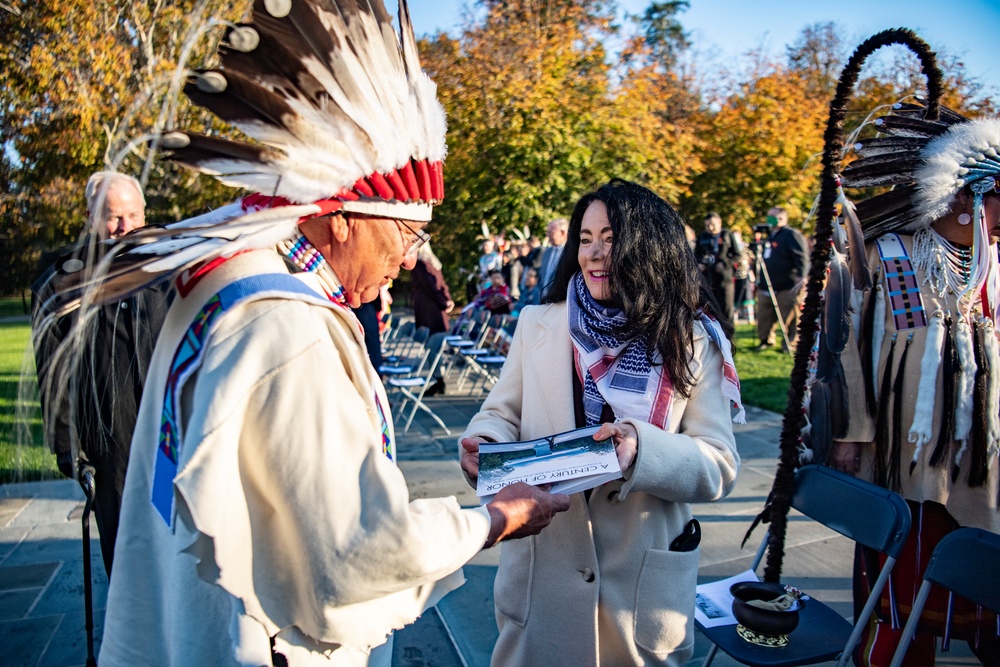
[633,547,699,654]
[494,536,534,627]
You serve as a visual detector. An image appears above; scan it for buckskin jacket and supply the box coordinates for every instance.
[101,250,491,667]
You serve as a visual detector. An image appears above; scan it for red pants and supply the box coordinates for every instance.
[853,501,999,666]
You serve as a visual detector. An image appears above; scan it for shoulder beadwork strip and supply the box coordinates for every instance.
[876,233,928,330]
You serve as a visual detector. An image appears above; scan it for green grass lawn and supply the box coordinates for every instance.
[731,323,794,414]
[0,320,794,483]
[0,322,58,483]
[0,295,31,319]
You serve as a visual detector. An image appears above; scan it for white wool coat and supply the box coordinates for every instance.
[462,303,739,667]
[100,250,490,667]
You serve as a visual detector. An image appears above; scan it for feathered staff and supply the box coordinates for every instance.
[754,29,942,583]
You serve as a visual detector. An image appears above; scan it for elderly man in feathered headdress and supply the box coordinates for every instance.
[821,84,1000,666]
[34,1,570,664]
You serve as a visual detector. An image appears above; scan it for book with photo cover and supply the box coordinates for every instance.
[476,425,622,503]
[694,570,759,628]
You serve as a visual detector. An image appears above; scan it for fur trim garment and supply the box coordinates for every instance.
[913,119,1000,227]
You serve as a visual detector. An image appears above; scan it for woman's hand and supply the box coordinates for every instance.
[461,437,487,482]
[831,441,862,475]
[594,422,638,473]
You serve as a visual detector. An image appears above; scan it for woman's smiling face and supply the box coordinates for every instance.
[578,201,613,301]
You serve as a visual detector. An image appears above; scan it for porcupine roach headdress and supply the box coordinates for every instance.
[748,29,956,584]
[39,0,446,317]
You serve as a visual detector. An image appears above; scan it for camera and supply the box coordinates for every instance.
[698,252,717,267]
[753,223,771,237]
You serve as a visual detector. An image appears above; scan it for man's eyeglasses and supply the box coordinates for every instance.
[395,219,431,255]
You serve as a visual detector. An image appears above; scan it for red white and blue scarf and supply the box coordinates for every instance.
[567,271,745,428]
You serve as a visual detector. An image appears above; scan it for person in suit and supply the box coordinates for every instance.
[512,267,541,315]
[459,179,742,666]
[694,212,741,324]
[754,206,809,351]
[537,217,568,298]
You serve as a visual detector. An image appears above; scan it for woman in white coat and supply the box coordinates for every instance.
[460,179,743,666]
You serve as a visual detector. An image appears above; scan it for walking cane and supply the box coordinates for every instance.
[79,463,98,667]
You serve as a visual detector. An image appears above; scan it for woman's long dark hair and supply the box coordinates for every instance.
[545,179,732,397]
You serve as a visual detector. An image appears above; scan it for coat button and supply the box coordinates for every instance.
[607,490,620,504]
[581,568,595,582]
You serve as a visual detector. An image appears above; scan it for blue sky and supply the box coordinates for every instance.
[404,0,1000,95]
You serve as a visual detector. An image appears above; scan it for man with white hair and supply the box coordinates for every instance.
[86,171,146,239]
[32,170,167,575]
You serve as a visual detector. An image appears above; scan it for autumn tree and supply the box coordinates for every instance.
[683,62,827,232]
[684,23,996,236]
[0,0,249,295]
[611,4,706,208]
[787,22,994,133]
[637,0,690,71]
[420,0,703,289]
[786,22,850,101]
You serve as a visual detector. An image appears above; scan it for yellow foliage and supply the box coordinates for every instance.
[0,0,250,292]
[420,0,704,286]
[685,64,826,232]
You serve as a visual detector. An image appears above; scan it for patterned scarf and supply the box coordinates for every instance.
[567,272,745,428]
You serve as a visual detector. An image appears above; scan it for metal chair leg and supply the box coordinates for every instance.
[701,643,718,667]
[888,580,933,667]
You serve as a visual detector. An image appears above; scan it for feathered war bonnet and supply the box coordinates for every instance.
[41,0,447,316]
[842,102,1000,316]
[164,0,446,222]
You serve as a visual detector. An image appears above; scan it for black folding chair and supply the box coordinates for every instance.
[699,465,911,667]
[889,527,1000,667]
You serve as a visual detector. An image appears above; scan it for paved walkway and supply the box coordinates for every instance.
[0,392,980,666]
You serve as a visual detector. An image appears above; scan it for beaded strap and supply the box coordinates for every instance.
[278,231,348,306]
[284,234,325,272]
[151,272,393,527]
[876,233,928,331]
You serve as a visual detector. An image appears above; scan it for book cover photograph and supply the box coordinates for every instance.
[476,426,622,502]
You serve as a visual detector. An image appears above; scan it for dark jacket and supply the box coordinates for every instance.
[353,295,384,370]
[694,229,741,287]
[758,225,809,292]
[32,244,169,575]
[410,259,451,334]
